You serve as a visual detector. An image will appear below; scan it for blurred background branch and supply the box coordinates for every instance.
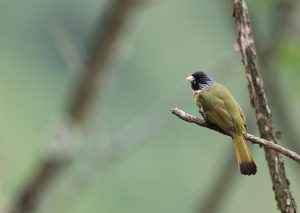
[9,1,139,213]
[68,0,139,122]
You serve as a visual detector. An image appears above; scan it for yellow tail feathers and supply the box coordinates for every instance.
[233,135,257,175]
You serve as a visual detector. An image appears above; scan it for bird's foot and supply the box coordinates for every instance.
[199,107,209,122]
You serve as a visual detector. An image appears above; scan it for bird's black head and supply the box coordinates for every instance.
[186,71,215,92]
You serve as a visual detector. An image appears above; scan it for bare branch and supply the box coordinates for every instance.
[171,108,300,164]
[171,108,228,136]
[232,0,296,211]
[246,134,300,164]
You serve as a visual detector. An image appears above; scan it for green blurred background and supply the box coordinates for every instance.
[0,0,300,212]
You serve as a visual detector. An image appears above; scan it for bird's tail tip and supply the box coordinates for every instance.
[240,161,257,175]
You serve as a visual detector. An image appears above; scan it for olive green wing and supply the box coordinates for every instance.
[236,101,247,131]
[198,84,246,135]
[199,90,235,134]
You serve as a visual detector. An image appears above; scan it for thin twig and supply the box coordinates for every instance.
[9,1,138,213]
[232,0,296,212]
[171,108,300,164]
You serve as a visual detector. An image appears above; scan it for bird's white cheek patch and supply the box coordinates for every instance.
[193,90,202,95]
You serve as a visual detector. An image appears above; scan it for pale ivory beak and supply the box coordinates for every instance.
[186,75,194,82]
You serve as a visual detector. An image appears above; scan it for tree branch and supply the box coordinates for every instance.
[232,0,296,212]
[171,108,300,164]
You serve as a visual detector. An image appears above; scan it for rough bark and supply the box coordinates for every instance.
[232,0,296,212]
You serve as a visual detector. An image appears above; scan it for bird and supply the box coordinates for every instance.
[186,71,257,175]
